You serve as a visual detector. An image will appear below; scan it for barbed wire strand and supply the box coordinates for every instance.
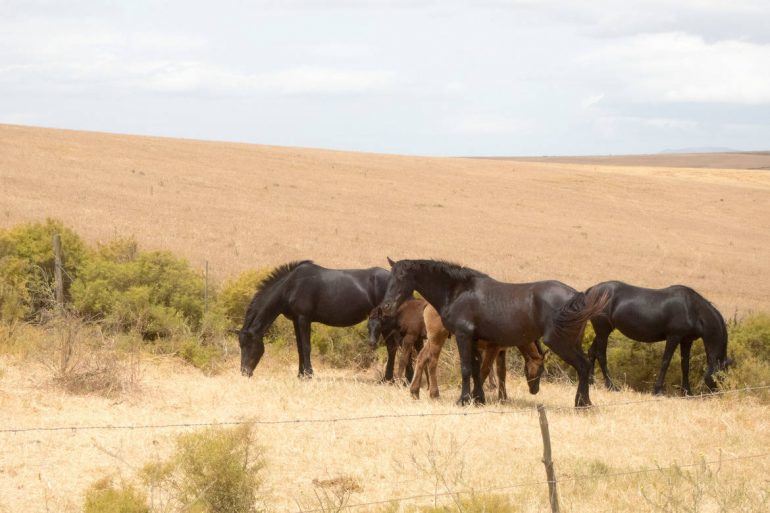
[1,384,767,434]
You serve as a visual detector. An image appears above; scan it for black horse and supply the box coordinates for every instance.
[239,260,390,378]
[380,258,608,407]
[586,281,731,395]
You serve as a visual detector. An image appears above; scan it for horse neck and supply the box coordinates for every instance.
[697,298,728,363]
[414,272,457,314]
[244,284,286,335]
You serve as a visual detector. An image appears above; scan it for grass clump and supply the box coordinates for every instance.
[215,269,272,330]
[141,424,265,513]
[83,477,149,513]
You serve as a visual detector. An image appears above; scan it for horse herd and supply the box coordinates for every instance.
[237,259,732,407]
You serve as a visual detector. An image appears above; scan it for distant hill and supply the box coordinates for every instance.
[659,147,739,154]
[1,123,769,313]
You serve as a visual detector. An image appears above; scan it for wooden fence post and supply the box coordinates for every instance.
[52,233,64,309]
[204,260,209,314]
[538,404,561,513]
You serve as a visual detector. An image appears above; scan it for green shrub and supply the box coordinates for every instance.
[141,424,265,513]
[71,241,204,337]
[312,322,377,369]
[83,477,149,513]
[0,219,89,320]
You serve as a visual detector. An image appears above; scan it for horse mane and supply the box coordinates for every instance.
[243,260,312,328]
[404,259,487,282]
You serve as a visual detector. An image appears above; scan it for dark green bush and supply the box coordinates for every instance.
[71,238,204,338]
[0,219,89,320]
[312,322,377,369]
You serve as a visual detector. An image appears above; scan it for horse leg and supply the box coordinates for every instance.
[679,338,694,396]
[383,339,397,383]
[653,336,680,395]
[397,334,416,385]
[470,343,485,404]
[595,332,618,391]
[496,350,508,402]
[544,334,592,407]
[296,316,313,378]
[479,345,498,388]
[292,318,305,378]
[456,333,484,405]
[426,335,444,399]
[410,342,431,399]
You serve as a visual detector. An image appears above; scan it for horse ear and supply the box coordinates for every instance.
[387,257,396,267]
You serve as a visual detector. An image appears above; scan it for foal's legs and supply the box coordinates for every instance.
[653,336,681,395]
[679,338,694,396]
[409,341,432,398]
[396,333,417,384]
[295,316,313,378]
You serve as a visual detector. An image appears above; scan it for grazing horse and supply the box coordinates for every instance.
[411,303,546,401]
[586,281,731,395]
[380,258,608,407]
[239,261,390,378]
[367,297,428,383]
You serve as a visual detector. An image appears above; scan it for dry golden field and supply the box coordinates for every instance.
[1,124,769,313]
[1,124,770,512]
[1,351,768,513]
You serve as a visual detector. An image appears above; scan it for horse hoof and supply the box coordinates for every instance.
[410,390,420,400]
[429,392,440,400]
[653,387,664,396]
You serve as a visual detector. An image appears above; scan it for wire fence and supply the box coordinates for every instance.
[1,384,767,434]
[296,452,770,513]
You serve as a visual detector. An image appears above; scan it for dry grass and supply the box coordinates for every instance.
[1,124,769,314]
[0,351,768,512]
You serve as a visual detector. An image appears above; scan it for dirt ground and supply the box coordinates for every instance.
[1,124,769,314]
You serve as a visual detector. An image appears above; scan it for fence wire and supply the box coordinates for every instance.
[1,384,767,434]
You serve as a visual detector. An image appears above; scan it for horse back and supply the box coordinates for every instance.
[597,281,701,341]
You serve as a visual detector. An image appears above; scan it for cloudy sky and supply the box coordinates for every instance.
[1,0,769,156]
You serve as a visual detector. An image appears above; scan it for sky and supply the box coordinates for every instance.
[1,0,769,156]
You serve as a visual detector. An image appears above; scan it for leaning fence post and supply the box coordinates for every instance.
[52,233,64,309]
[537,404,561,513]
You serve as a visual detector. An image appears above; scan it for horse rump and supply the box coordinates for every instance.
[553,288,610,341]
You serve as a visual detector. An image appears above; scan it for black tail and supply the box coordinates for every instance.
[554,288,610,341]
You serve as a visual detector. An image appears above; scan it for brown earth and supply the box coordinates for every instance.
[1,123,769,314]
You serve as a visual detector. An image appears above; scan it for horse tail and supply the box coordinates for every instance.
[553,288,611,342]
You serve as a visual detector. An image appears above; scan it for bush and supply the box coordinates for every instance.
[141,424,265,513]
[216,269,271,329]
[0,219,89,320]
[71,239,204,338]
[83,477,149,513]
[312,322,377,369]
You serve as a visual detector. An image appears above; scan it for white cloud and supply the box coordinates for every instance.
[583,32,770,104]
[449,115,526,135]
[581,93,604,109]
